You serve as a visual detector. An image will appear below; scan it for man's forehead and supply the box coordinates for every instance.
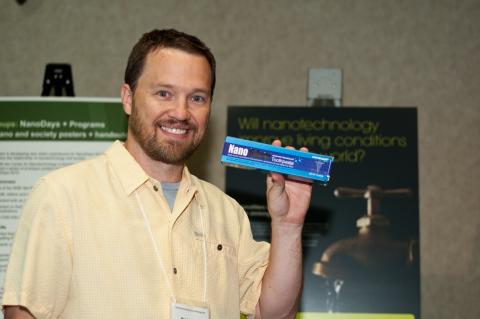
[146,47,208,66]
[138,47,212,92]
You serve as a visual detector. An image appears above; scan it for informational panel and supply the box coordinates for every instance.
[0,97,127,307]
[227,107,420,319]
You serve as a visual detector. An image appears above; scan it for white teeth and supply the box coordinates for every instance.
[161,126,187,135]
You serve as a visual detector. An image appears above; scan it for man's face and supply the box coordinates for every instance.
[124,48,212,164]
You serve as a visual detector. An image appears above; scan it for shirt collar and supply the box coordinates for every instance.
[105,140,148,195]
[105,140,197,196]
[178,165,197,196]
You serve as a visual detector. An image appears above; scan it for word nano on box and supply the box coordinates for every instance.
[220,136,333,184]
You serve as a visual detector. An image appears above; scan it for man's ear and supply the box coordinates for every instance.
[120,84,133,116]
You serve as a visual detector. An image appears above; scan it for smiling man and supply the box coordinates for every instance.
[2,29,312,319]
[122,45,212,182]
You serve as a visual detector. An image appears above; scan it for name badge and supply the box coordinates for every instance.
[171,302,209,319]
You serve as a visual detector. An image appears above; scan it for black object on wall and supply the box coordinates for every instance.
[41,63,75,97]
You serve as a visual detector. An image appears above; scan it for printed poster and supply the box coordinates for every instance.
[226,106,420,319]
[0,97,127,309]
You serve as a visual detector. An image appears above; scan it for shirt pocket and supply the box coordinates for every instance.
[197,237,237,259]
[195,237,240,304]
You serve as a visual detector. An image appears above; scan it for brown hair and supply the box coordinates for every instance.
[124,29,216,96]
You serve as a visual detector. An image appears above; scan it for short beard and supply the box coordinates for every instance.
[129,105,203,165]
[143,127,200,164]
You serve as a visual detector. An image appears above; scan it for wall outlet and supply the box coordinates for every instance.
[308,68,342,106]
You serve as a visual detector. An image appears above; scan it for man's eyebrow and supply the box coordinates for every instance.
[150,83,174,89]
[192,88,212,96]
[150,83,211,96]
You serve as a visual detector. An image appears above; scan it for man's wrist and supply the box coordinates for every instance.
[270,220,304,234]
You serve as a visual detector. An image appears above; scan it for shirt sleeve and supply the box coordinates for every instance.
[236,206,270,317]
[2,177,72,318]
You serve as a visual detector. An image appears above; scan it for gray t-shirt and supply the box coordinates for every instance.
[161,182,180,211]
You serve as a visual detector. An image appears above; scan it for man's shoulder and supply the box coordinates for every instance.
[25,153,111,206]
[43,153,109,184]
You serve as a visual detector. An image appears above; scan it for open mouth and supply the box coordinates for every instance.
[160,125,188,135]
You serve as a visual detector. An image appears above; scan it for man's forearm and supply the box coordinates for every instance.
[256,222,304,319]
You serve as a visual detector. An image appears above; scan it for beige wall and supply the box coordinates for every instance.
[1,0,479,318]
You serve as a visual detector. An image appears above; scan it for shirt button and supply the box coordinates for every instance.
[153,185,159,192]
[217,244,223,251]
[173,267,177,274]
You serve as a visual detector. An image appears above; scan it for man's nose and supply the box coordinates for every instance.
[169,98,190,120]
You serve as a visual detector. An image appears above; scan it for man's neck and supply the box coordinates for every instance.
[124,139,184,183]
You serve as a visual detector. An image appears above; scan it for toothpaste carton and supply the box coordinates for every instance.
[220,136,333,184]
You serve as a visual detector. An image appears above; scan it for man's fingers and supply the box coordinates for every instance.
[272,139,308,152]
[267,172,285,194]
[269,140,310,184]
[267,172,284,186]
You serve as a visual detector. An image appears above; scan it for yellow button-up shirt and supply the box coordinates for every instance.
[2,141,270,318]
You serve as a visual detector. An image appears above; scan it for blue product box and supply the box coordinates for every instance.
[220,136,333,184]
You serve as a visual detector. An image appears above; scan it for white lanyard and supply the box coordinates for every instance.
[134,190,209,304]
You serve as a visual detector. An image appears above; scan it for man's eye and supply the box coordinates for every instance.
[157,90,170,97]
[191,95,207,103]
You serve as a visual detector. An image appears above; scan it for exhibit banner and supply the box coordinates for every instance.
[227,106,420,319]
[0,97,127,306]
